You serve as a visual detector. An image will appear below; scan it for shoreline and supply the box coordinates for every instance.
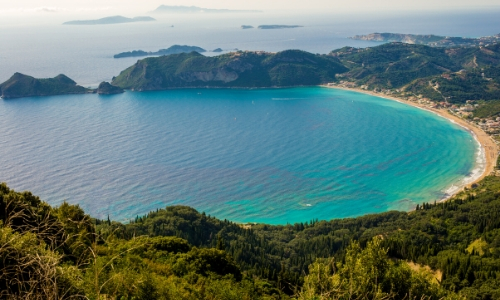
[321,84,498,202]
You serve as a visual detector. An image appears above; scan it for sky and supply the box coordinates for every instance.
[1,0,500,15]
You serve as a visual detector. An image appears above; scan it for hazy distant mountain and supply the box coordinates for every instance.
[258,25,303,29]
[351,32,500,47]
[114,45,207,59]
[63,16,156,25]
[152,5,262,13]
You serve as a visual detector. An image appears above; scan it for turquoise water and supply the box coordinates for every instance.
[0,87,476,224]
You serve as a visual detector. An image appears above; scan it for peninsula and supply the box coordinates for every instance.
[0,73,93,99]
[351,32,500,47]
[111,50,348,90]
[113,45,206,59]
[63,16,155,25]
[152,5,262,13]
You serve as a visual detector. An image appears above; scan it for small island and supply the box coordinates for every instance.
[0,73,94,99]
[257,25,303,29]
[212,48,223,52]
[113,45,206,59]
[241,25,254,29]
[63,16,155,25]
[152,5,262,13]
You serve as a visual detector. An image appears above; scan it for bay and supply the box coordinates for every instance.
[0,87,477,224]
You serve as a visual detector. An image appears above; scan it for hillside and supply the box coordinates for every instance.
[332,42,500,103]
[332,43,460,88]
[0,73,93,99]
[111,50,348,90]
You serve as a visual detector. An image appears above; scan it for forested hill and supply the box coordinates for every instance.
[331,42,500,103]
[111,50,348,90]
[106,176,500,299]
[0,73,93,99]
[3,42,500,102]
[110,42,500,103]
[5,176,500,298]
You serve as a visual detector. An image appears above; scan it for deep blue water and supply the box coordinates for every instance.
[0,87,477,224]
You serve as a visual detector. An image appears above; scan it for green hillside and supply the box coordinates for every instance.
[332,43,460,88]
[0,73,93,99]
[111,50,348,90]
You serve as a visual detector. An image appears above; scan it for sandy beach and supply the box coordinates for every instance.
[322,85,499,200]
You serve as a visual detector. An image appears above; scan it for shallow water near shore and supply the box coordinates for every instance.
[0,87,476,223]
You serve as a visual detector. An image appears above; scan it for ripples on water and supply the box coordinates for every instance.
[0,87,476,224]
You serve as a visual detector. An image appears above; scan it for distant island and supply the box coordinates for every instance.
[63,16,155,25]
[351,32,500,47]
[241,25,254,29]
[152,5,262,13]
[111,50,348,90]
[258,25,303,29]
[113,45,207,59]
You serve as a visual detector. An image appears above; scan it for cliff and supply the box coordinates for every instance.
[111,50,348,91]
[0,73,93,99]
[97,81,124,94]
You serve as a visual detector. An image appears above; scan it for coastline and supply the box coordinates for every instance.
[321,84,498,202]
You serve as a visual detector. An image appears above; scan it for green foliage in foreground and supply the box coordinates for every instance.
[99,176,500,299]
[8,176,500,298]
[299,239,453,300]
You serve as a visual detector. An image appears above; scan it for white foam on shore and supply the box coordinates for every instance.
[440,133,486,201]
[323,85,491,203]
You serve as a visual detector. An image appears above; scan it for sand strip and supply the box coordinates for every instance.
[322,85,498,200]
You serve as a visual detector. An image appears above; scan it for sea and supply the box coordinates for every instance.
[0,9,497,223]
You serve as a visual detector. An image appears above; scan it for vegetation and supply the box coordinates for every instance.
[0,73,92,99]
[472,100,500,118]
[111,50,348,90]
[333,42,500,103]
[6,175,500,298]
[97,81,124,95]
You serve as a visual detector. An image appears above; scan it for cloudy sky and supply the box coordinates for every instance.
[1,0,499,15]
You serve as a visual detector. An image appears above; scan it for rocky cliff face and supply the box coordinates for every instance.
[97,81,124,94]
